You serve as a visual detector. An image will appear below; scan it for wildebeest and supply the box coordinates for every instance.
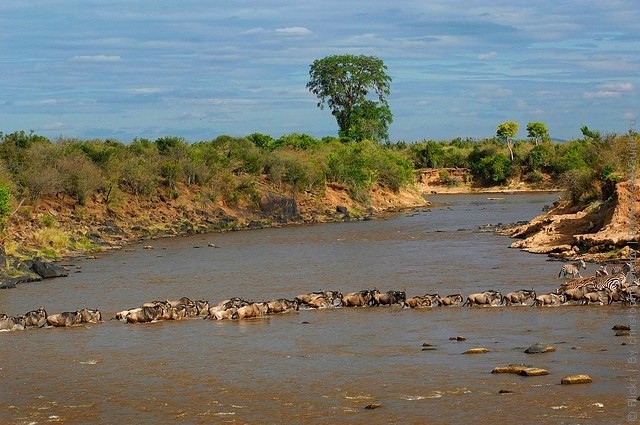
[582,290,607,305]
[373,290,406,306]
[558,259,587,278]
[342,289,379,307]
[47,311,83,327]
[23,307,48,328]
[125,305,169,324]
[233,302,269,320]
[195,300,210,316]
[562,285,592,304]
[436,293,464,306]
[463,290,503,307]
[534,292,565,306]
[504,289,536,306]
[266,299,298,314]
[404,295,433,308]
[205,298,252,320]
[79,308,102,323]
[295,291,342,308]
[0,315,26,331]
[607,289,629,305]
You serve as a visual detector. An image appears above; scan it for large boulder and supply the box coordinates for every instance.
[28,258,69,279]
[259,194,300,223]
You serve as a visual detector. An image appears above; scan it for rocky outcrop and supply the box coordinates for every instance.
[28,258,69,279]
[0,258,68,290]
[259,193,300,224]
[501,180,639,261]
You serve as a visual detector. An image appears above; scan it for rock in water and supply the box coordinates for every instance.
[525,343,555,354]
[561,375,592,385]
[492,364,530,374]
[517,368,549,377]
[463,347,489,354]
[612,324,631,331]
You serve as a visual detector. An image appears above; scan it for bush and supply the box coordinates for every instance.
[57,152,104,204]
[524,170,544,184]
[560,168,597,203]
[410,140,445,168]
[0,186,10,219]
[273,133,321,150]
[526,143,555,172]
[469,148,511,185]
[120,156,158,196]
[326,141,413,198]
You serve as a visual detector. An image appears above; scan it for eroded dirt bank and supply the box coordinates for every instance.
[500,179,639,262]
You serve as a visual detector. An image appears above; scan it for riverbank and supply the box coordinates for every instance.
[499,179,639,262]
[0,179,432,287]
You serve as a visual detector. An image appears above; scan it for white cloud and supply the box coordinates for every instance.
[478,51,497,60]
[601,82,634,92]
[42,122,66,131]
[583,81,634,99]
[128,88,165,94]
[583,90,622,99]
[274,27,312,36]
[38,99,59,105]
[70,55,122,63]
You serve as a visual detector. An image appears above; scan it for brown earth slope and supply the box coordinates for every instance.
[501,179,639,261]
[2,179,428,260]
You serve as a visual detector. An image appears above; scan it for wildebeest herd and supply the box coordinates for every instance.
[1,261,638,333]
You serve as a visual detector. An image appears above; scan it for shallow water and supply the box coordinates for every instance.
[1,192,637,424]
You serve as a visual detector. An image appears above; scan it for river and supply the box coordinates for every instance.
[0,192,634,424]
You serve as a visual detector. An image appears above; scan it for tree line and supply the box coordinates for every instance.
[0,127,636,221]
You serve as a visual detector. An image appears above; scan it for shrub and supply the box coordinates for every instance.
[120,156,158,196]
[57,152,104,204]
[0,186,9,219]
[469,148,511,185]
[560,168,597,203]
[155,136,187,155]
[438,169,459,186]
[273,133,321,150]
[524,170,544,184]
[410,140,445,168]
[19,143,63,200]
[247,133,276,150]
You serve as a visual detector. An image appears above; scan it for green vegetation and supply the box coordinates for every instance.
[0,126,637,224]
[307,55,392,142]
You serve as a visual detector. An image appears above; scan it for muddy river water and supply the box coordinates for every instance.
[0,193,637,424]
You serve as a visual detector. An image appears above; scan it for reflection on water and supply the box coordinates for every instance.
[0,193,632,424]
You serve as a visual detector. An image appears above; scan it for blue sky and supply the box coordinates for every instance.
[1,1,638,142]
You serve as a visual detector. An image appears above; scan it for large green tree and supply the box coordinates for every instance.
[307,54,392,142]
[496,121,519,161]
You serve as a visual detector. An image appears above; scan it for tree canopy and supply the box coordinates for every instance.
[496,121,519,161]
[307,54,392,142]
[526,121,549,145]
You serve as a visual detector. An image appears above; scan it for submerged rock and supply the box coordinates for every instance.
[364,403,381,410]
[525,343,556,354]
[463,348,489,354]
[449,336,466,341]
